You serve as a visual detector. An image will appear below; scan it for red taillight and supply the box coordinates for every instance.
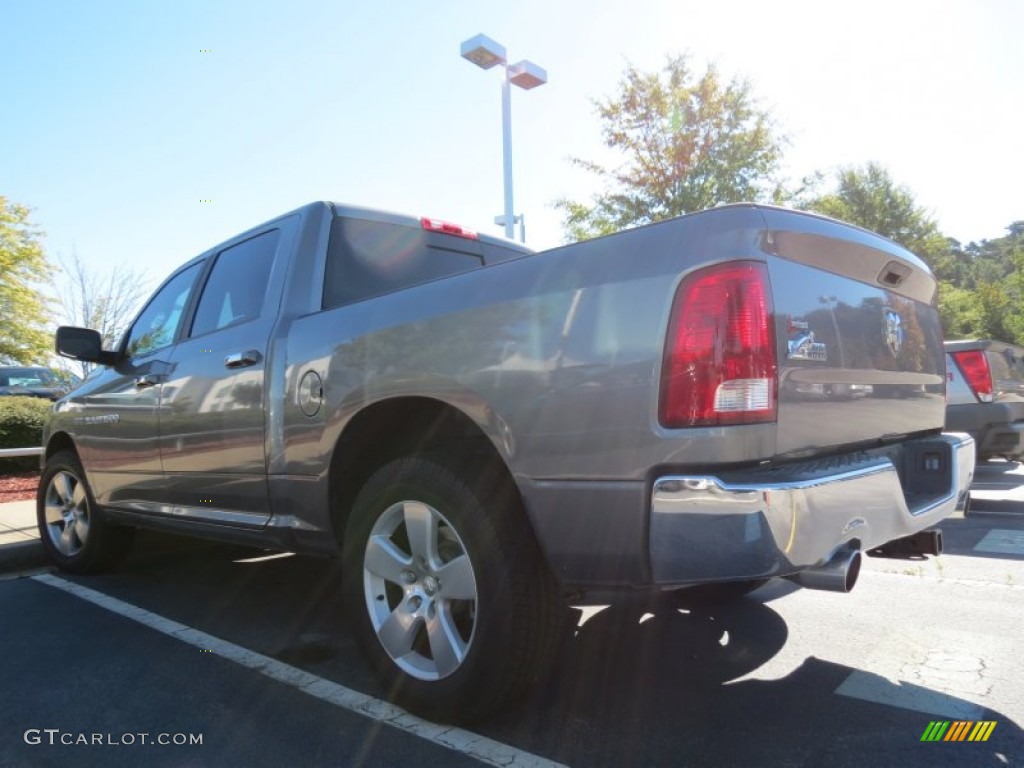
[420,217,478,240]
[951,350,993,403]
[659,261,777,427]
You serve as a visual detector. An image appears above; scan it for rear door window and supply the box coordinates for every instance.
[190,230,280,338]
[988,345,1024,395]
[323,217,482,309]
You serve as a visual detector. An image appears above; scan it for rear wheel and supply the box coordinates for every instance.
[342,456,560,722]
[37,450,134,573]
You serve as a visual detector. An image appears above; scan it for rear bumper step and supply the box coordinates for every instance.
[648,432,973,586]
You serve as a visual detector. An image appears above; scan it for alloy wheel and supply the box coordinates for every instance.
[43,471,90,557]
[362,500,478,681]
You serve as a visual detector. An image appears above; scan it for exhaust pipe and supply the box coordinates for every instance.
[788,548,862,593]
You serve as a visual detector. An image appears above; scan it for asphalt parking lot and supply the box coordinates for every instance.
[1,462,1022,767]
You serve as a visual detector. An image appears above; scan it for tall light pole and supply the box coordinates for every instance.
[460,33,547,241]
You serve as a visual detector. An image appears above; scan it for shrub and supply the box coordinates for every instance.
[0,396,52,472]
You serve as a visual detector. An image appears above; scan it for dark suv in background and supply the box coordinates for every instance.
[945,339,1024,462]
[0,366,77,401]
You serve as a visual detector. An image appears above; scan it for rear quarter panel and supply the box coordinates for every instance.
[280,205,949,486]
[278,205,779,484]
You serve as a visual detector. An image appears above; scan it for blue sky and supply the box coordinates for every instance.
[2,0,1021,295]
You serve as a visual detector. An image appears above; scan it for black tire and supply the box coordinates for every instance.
[37,450,134,574]
[341,456,560,723]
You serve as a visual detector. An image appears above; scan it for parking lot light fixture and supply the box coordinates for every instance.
[460,34,506,70]
[460,34,547,240]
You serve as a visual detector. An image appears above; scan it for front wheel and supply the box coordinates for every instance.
[341,457,560,722]
[37,450,134,573]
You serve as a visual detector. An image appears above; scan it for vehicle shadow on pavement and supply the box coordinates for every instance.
[482,593,1024,767]
[57,535,1024,767]
[974,460,1022,477]
[548,596,791,717]
[967,499,1024,515]
[62,532,378,688]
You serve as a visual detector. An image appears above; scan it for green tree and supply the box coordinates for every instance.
[937,281,983,339]
[940,222,1024,342]
[557,55,787,241]
[0,197,52,363]
[803,163,954,280]
[971,281,1017,341]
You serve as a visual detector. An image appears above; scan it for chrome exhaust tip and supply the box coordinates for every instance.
[787,548,862,593]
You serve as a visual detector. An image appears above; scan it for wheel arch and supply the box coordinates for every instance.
[44,431,78,462]
[326,396,526,548]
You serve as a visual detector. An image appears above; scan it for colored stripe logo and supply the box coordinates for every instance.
[921,721,997,742]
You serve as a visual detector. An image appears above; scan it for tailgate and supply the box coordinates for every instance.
[758,208,946,457]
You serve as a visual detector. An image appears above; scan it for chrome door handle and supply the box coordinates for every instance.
[224,350,261,369]
[135,374,160,388]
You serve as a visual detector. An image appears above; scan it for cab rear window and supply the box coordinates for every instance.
[988,345,1024,391]
[322,217,483,310]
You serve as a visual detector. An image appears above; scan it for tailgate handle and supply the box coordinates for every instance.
[224,350,261,369]
[878,261,910,287]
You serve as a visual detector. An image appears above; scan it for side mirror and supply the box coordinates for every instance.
[55,327,117,366]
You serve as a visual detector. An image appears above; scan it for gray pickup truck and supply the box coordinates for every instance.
[41,202,974,721]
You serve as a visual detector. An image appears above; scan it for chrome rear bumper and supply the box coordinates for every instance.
[649,433,975,585]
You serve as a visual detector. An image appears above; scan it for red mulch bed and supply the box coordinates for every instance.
[0,472,40,503]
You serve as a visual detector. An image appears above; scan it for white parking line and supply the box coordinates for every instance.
[968,486,1024,498]
[32,574,567,768]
